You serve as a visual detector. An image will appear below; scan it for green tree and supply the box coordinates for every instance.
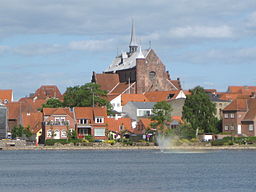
[11,125,32,139]
[63,83,112,114]
[42,98,63,108]
[150,101,173,135]
[182,86,218,136]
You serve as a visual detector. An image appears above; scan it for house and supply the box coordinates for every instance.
[42,108,75,141]
[0,89,13,104]
[123,101,156,121]
[0,104,7,139]
[240,99,256,136]
[73,107,108,140]
[222,98,248,135]
[106,117,133,139]
[22,111,43,144]
[92,22,181,94]
[144,90,187,102]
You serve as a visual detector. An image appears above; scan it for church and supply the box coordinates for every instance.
[92,22,181,95]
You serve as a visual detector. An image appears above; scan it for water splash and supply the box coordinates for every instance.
[156,135,176,152]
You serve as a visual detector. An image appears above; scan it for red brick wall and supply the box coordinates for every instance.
[222,111,247,134]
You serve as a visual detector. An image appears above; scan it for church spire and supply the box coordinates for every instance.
[129,19,138,53]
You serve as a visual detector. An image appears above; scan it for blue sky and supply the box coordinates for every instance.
[0,0,256,100]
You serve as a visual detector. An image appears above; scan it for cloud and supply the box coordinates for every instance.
[68,39,114,51]
[168,25,233,38]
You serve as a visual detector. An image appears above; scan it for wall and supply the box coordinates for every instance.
[0,106,7,139]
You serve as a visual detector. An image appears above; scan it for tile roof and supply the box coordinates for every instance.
[33,85,62,99]
[110,82,130,94]
[242,99,256,121]
[121,94,149,105]
[169,80,182,90]
[0,89,13,104]
[6,102,20,120]
[144,91,180,102]
[106,94,120,102]
[94,73,120,92]
[219,93,250,101]
[43,107,74,118]
[223,99,248,111]
[106,118,133,133]
[228,86,256,93]
[139,118,153,129]
[22,111,43,134]
[74,107,107,122]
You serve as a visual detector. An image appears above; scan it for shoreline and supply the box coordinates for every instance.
[2,145,256,151]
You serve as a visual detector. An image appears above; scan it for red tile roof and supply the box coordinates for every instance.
[34,85,62,99]
[43,107,74,118]
[224,99,248,111]
[6,102,20,120]
[94,73,120,92]
[242,99,256,121]
[219,93,250,101]
[144,91,180,102]
[169,80,182,90]
[121,94,149,105]
[228,86,256,94]
[110,82,130,94]
[0,89,13,104]
[74,107,107,123]
[22,111,43,134]
[106,118,133,133]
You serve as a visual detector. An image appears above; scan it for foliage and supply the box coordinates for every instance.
[104,140,116,145]
[45,139,82,146]
[171,124,196,139]
[67,130,77,140]
[182,86,219,136]
[63,83,113,114]
[42,98,63,108]
[11,125,32,139]
[84,135,95,142]
[150,101,173,135]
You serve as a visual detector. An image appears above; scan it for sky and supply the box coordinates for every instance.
[0,0,256,100]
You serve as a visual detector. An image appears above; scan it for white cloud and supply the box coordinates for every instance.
[68,39,114,51]
[168,25,233,38]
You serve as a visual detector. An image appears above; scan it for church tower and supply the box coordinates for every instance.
[129,20,138,53]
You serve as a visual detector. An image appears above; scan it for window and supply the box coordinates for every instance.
[230,125,235,130]
[47,130,52,137]
[4,99,8,104]
[230,113,235,118]
[224,113,229,119]
[224,126,229,131]
[138,110,151,117]
[80,119,88,124]
[149,71,156,80]
[95,117,104,123]
[94,128,105,136]
[61,130,67,137]
[249,124,254,131]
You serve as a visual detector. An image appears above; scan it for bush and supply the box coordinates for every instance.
[211,139,226,146]
[104,140,116,145]
[85,135,95,142]
[45,139,69,146]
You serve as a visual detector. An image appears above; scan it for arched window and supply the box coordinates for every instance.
[47,130,52,137]
[61,130,67,137]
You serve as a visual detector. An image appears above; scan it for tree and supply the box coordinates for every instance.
[150,101,173,135]
[11,125,32,139]
[42,98,63,108]
[63,83,113,114]
[182,86,218,136]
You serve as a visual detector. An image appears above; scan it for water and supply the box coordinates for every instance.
[0,149,256,192]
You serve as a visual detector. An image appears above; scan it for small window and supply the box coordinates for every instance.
[224,125,229,131]
[249,124,254,131]
[224,113,228,119]
[95,117,104,123]
[230,125,235,130]
[230,113,235,118]
[149,71,156,80]
[47,130,52,137]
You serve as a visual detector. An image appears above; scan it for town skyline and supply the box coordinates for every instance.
[0,0,256,100]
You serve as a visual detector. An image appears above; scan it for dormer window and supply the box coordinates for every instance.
[95,117,104,123]
[4,99,8,104]
[80,119,88,124]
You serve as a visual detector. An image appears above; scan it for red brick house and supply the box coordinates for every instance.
[42,108,75,140]
[106,117,133,139]
[221,98,256,136]
[73,107,108,140]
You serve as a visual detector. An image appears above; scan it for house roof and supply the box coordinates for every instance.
[6,102,20,120]
[43,107,74,118]
[74,107,107,121]
[128,101,156,109]
[106,118,133,133]
[110,82,130,94]
[219,93,250,101]
[242,99,256,121]
[169,80,182,90]
[139,118,153,129]
[22,111,43,134]
[93,73,120,92]
[33,85,62,99]
[0,89,13,104]
[144,91,180,102]
[228,86,256,93]
[104,49,151,72]
[223,99,248,111]
[121,94,149,105]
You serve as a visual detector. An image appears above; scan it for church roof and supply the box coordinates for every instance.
[104,49,150,73]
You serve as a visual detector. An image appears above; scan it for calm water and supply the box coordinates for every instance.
[0,149,256,192]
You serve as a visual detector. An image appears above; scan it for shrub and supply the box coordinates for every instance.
[104,140,116,145]
[211,139,226,146]
[85,135,95,142]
